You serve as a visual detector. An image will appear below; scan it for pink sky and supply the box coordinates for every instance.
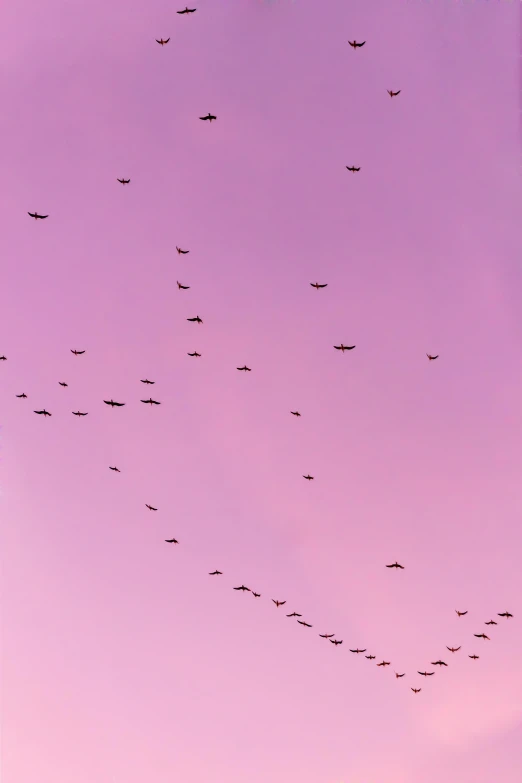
[1,1,522,782]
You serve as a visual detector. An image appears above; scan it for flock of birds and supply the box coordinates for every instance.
[8,12,515,697]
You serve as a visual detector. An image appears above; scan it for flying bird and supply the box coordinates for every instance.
[72,411,88,416]
[71,350,85,355]
[310,282,327,289]
[427,354,439,361]
[346,166,360,172]
[474,633,490,640]
[28,211,48,219]
[287,612,302,617]
[252,592,261,598]
[0,356,6,360]
[303,474,314,480]
[319,633,335,639]
[377,661,390,667]
[140,379,155,385]
[498,611,513,618]
[348,40,365,48]
[411,688,421,693]
[330,639,343,645]
[34,409,51,416]
[165,538,179,544]
[117,178,130,184]
[272,600,286,607]
[145,504,158,511]
[188,351,201,357]
[16,393,27,398]
[156,38,170,45]
[233,585,250,591]
[418,671,434,676]
[187,316,203,323]
[209,570,222,575]
[141,398,161,405]
[365,655,376,660]
[200,113,217,122]
[237,365,251,372]
[177,6,196,13]
[387,90,401,97]
[109,466,120,472]
[104,399,125,407]
[485,620,498,625]
[177,281,190,290]
[290,411,301,417]
[350,649,367,654]
[431,660,448,667]
[298,620,312,627]
[386,562,404,569]
[446,646,461,653]
[59,382,68,387]
[455,610,468,617]
[176,247,189,254]
[395,672,405,678]
[469,654,479,660]
[334,344,356,352]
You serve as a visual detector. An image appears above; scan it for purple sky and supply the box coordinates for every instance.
[2,1,522,782]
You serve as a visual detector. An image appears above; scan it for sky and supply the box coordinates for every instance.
[1,1,522,782]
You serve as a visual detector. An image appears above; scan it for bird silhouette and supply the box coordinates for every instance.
[298,620,312,627]
[446,646,461,653]
[427,354,439,361]
[104,399,125,407]
[237,365,251,372]
[310,282,327,289]
[395,672,405,678]
[176,247,190,254]
[485,620,498,625]
[177,281,190,289]
[72,411,88,416]
[252,592,261,598]
[377,661,391,667]
[417,671,434,676]
[498,611,513,618]
[109,466,120,472]
[290,411,301,417]
[272,599,286,607]
[330,639,343,645]
[165,538,179,544]
[233,585,250,591]
[177,6,197,13]
[387,90,401,97]
[474,633,490,640]
[34,409,51,416]
[303,474,314,480]
[28,211,48,219]
[140,379,155,385]
[386,562,404,569]
[209,570,222,575]
[334,344,356,352]
[59,382,68,387]
[188,351,201,357]
[348,40,365,48]
[469,654,479,660]
[16,393,27,398]
[200,113,217,122]
[187,316,203,323]
[365,654,376,660]
[319,633,335,639]
[287,612,302,617]
[456,610,468,617]
[156,38,170,45]
[350,648,367,654]
[431,660,448,667]
[141,398,161,405]
[411,688,421,693]
[346,166,360,172]
[145,504,158,511]
[0,356,6,360]
[117,178,130,184]
[71,349,85,355]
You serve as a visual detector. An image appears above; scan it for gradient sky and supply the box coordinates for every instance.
[1,1,522,782]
